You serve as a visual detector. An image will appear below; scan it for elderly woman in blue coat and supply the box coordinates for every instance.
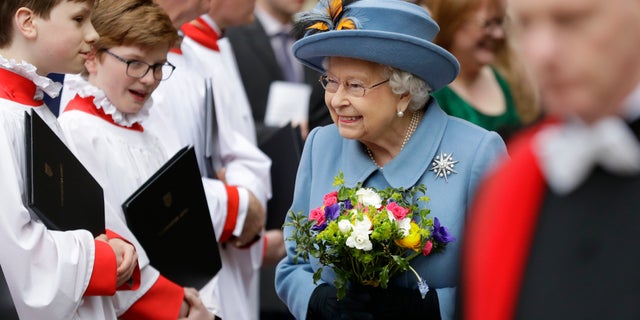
[275,0,507,319]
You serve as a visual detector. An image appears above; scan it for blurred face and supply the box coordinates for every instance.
[86,45,168,114]
[211,0,256,28]
[324,57,409,145]
[509,0,640,122]
[33,1,98,75]
[450,0,506,70]
[258,0,304,23]
[153,0,210,27]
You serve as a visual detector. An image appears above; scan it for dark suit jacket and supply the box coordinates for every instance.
[225,18,331,143]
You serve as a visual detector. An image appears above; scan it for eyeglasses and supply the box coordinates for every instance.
[102,49,176,81]
[472,16,506,33]
[319,75,389,97]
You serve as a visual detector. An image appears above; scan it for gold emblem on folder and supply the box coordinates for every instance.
[44,162,53,177]
[163,192,172,208]
[159,208,189,237]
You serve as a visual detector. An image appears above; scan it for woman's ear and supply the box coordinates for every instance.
[396,92,412,114]
[14,7,37,40]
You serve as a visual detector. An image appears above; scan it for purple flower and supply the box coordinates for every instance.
[432,217,455,244]
[343,199,353,210]
[325,203,340,221]
[311,221,327,231]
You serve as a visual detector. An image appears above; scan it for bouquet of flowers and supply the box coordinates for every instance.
[285,172,455,299]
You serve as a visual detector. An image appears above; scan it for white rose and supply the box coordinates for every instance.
[397,217,412,237]
[338,219,353,234]
[345,229,373,251]
[356,188,382,208]
[345,217,373,251]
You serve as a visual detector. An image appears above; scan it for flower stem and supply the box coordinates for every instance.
[408,265,429,299]
[408,265,422,282]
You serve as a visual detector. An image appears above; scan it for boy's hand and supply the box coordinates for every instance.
[179,287,215,320]
[107,238,138,287]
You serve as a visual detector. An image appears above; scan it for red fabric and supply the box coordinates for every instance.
[0,68,42,106]
[221,185,240,242]
[119,275,184,320]
[65,94,144,132]
[180,17,220,51]
[105,229,141,291]
[84,239,117,296]
[462,124,549,320]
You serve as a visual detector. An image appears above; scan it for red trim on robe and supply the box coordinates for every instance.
[180,17,220,51]
[462,122,552,320]
[0,68,43,106]
[65,94,144,132]
[119,275,184,320]
[221,185,240,242]
[105,229,141,291]
[84,239,118,296]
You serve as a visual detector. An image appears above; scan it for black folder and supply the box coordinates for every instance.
[0,266,19,320]
[258,123,303,230]
[122,146,222,289]
[25,111,105,237]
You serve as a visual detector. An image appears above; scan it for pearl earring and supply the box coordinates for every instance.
[397,110,404,118]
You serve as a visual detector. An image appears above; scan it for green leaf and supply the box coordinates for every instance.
[313,268,323,284]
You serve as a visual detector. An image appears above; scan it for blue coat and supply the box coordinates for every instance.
[275,101,507,319]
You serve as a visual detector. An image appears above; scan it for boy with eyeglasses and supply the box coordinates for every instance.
[58,0,213,319]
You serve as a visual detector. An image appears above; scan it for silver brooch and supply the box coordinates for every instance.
[431,152,458,181]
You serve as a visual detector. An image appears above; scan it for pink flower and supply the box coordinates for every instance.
[386,202,410,220]
[422,240,433,256]
[309,207,326,226]
[323,191,338,206]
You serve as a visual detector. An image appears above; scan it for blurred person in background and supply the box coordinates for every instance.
[422,0,540,141]
[462,0,640,318]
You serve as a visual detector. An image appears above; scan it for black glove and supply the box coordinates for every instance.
[307,283,374,320]
[365,286,441,319]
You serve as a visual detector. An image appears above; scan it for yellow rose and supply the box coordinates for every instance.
[395,222,421,251]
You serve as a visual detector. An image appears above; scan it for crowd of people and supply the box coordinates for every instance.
[1,0,639,319]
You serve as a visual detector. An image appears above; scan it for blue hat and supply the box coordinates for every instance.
[292,0,459,91]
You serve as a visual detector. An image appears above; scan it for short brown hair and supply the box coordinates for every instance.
[0,0,95,48]
[92,0,178,53]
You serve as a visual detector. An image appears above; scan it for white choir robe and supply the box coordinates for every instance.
[58,78,194,317]
[0,98,120,319]
[144,20,272,320]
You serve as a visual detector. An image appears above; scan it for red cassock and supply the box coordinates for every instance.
[461,123,549,320]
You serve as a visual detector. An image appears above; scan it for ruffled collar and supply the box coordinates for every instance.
[65,75,152,127]
[0,54,62,99]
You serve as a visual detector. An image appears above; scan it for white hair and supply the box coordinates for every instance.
[384,66,432,111]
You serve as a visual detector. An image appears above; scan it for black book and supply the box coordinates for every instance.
[122,146,222,289]
[25,111,105,237]
[0,266,19,320]
[259,123,303,230]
